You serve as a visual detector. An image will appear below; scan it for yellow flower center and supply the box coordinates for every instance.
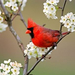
[51,8,53,10]
[34,51,37,54]
[30,52,32,55]
[66,23,69,26]
[50,14,52,16]
[14,69,17,72]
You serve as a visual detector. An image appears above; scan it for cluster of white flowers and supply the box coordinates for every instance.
[2,0,27,12]
[24,42,53,60]
[0,11,8,33]
[0,59,22,75]
[43,0,60,19]
[60,12,75,32]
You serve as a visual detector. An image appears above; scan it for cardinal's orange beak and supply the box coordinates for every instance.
[25,30,31,34]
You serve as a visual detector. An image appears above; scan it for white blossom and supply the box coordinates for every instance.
[60,16,67,24]
[11,66,20,75]
[68,25,75,32]
[12,4,18,11]
[0,63,5,69]
[71,17,75,25]
[0,23,8,32]
[27,49,33,59]
[5,2,12,7]
[64,20,71,28]
[46,0,59,5]
[39,48,47,55]
[49,5,56,13]
[21,0,27,11]
[10,0,16,5]
[10,61,22,68]
[3,65,11,74]
[43,3,49,13]
[45,12,57,19]
[24,49,28,55]
[4,59,11,64]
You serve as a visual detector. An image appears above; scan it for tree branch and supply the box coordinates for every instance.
[0,0,25,56]
[19,10,28,75]
[23,56,29,75]
[0,1,28,75]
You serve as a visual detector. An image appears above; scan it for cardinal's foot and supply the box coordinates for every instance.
[53,43,57,49]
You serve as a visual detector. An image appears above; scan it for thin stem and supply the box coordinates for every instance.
[60,0,67,35]
[11,4,22,21]
[19,10,27,28]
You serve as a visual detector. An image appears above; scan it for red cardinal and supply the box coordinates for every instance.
[25,19,68,48]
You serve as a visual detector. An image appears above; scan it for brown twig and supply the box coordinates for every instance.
[60,0,67,35]
[11,4,22,21]
[19,10,27,27]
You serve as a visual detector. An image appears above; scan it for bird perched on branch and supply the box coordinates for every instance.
[25,19,68,48]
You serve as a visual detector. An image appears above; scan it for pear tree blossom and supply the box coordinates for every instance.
[24,42,52,60]
[0,23,8,32]
[60,12,75,32]
[3,0,27,12]
[11,66,20,75]
[43,0,59,19]
[12,4,18,11]
[21,0,27,11]
[0,59,22,75]
[5,2,12,7]
[0,11,8,32]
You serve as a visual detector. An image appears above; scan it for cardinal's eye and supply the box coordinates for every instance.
[27,27,34,30]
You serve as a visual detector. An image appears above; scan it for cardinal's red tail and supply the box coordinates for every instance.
[62,32,69,35]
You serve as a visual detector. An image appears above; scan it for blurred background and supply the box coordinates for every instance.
[0,0,75,75]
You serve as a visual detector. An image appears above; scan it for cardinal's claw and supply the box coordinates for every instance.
[53,43,57,47]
